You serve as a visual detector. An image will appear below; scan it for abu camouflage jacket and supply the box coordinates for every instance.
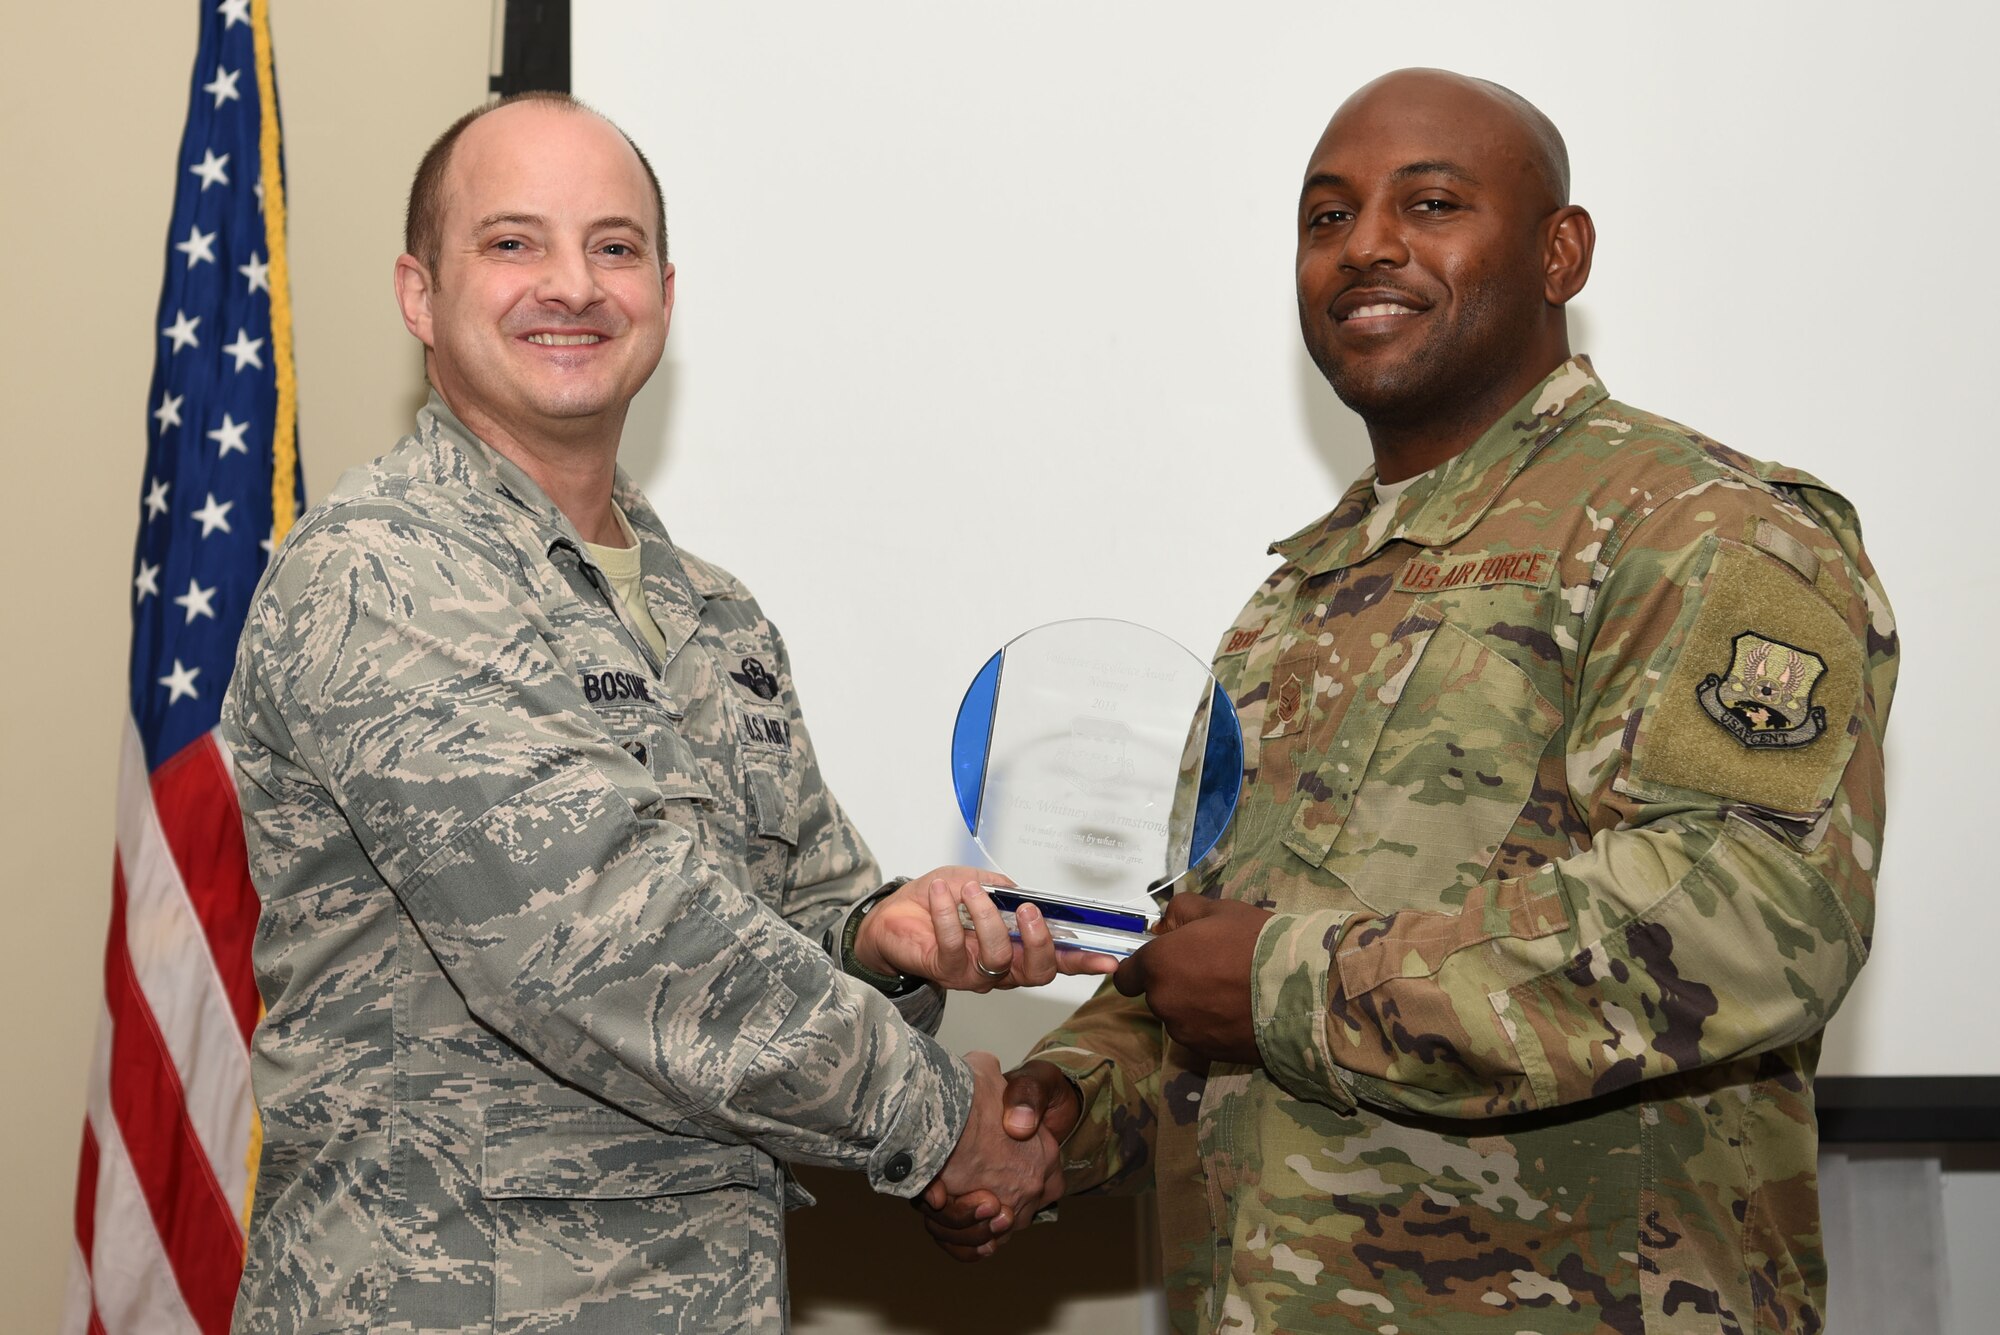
[221,396,970,1334]
[1032,359,1897,1334]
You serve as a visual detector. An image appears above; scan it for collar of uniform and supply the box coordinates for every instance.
[415,392,708,659]
[608,469,712,658]
[1270,356,1609,575]
[609,471,718,595]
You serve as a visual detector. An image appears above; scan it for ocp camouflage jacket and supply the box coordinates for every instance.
[1032,358,1897,1334]
[222,396,970,1334]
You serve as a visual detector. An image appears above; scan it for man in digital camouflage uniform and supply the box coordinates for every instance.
[925,68,1898,1334]
[220,93,1094,1334]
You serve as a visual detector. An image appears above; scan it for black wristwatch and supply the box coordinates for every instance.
[835,878,926,998]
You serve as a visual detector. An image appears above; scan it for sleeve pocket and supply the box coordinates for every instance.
[1625,540,1863,820]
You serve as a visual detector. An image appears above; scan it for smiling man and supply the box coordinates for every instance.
[220,93,1097,1334]
[927,69,1900,1333]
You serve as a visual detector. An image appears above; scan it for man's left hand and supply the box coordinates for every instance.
[1113,895,1273,1065]
[856,870,1118,992]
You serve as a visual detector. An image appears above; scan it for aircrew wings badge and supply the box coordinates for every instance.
[730,656,781,700]
[1697,632,1827,748]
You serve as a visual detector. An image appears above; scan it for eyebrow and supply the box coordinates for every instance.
[591,215,653,246]
[470,212,653,248]
[1300,160,1484,204]
[472,212,545,232]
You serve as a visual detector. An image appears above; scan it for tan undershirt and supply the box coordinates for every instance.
[1372,465,1436,507]
[582,504,670,662]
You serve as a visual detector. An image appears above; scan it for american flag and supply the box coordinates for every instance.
[66,1,302,1331]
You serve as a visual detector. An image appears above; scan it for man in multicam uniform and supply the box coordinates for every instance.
[924,69,1898,1334]
[220,93,1097,1334]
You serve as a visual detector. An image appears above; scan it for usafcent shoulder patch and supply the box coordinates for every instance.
[1628,539,1863,818]
[1697,633,1827,748]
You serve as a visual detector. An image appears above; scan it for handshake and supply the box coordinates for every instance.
[881,875,1281,1262]
[916,1055,1078,1262]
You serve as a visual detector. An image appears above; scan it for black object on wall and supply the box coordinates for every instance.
[1818,1077,2000,1143]
[494,0,569,96]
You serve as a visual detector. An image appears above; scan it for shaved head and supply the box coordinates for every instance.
[1339,68,1570,212]
[1470,76,1570,206]
[1294,67,1594,474]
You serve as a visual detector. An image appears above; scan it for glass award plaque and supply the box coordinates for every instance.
[950,618,1243,957]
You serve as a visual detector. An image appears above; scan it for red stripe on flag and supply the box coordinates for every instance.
[73,1125,112,1335]
[74,1120,99,1272]
[105,858,245,1335]
[149,734,262,1042]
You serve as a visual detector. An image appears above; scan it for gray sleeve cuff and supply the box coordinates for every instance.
[864,1029,973,1197]
[888,981,948,1035]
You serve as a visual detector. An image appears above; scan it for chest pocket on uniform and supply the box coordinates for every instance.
[744,764,802,907]
[594,700,713,809]
[1285,619,1559,914]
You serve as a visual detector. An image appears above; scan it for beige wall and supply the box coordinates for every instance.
[0,3,493,1327]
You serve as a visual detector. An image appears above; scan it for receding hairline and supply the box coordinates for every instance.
[405,91,670,276]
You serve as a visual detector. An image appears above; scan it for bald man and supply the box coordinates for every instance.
[927,69,1897,1334]
[219,93,1104,1334]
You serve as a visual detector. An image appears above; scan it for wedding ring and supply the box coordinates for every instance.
[973,956,1010,980]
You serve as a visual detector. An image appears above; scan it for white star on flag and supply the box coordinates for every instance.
[191,493,234,537]
[223,328,265,371]
[154,392,184,432]
[239,252,271,294]
[204,65,241,108]
[134,560,161,602]
[143,478,171,520]
[162,310,201,352]
[173,579,219,624]
[158,659,202,704]
[208,414,250,457]
[219,0,251,29]
[175,224,218,268]
[190,148,230,191]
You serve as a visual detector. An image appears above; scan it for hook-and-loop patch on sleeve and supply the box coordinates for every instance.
[1627,538,1864,819]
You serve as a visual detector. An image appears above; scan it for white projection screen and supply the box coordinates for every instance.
[577,2,1996,1083]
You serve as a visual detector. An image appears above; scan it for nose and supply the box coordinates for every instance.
[1340,204,1410,272]
[534,243,602,313]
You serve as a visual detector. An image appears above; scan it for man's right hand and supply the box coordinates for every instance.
[998,1060,1081,1143]
[919,1060,1079,1260]
[922,1052,1064,1257]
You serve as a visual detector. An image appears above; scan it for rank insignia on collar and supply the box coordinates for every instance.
[730,656,780,701]
[1697,632,1828,748]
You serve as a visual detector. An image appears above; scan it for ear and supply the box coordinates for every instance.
[1542,206,1595,306]
[660,260,677,341]
[393,253,437,348]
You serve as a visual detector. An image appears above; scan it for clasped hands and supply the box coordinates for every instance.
[919,894,1275,1259]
